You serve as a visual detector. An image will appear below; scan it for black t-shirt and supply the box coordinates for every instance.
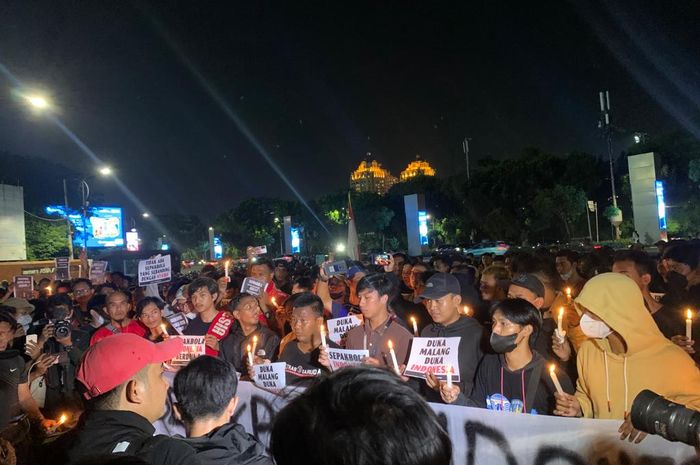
[182,316,213,336]
[279,340,338,386]
[0,349,28,429]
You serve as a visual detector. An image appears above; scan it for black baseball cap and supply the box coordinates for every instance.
[419,273,461,300]
[510,273,545,298]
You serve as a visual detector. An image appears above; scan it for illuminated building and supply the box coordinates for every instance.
[400,155,436,181]
[350,153,398,195]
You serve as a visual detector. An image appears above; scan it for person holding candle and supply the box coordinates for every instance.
[251,293,338,386]
[136,297,178,343]
[418,273,484,404]
[553,273,700,443]
[447,298,573,414]
[219,293,280,378]
[334,273,413,369]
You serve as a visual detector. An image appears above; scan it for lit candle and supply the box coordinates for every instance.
[58,413,67,425]
[565,287,572,303]
[160,323,168,336]
[445,363,453,388]
[686,309,693,341]
[557,307,564,335]
[252,335,259,358]
[247,344,254,366]
[410,316,418,336]
[549,364,564,395]
[463,305,471,316]
[47,285,52,296]
[320,324,328,348]
[271,297,277,307]
[387,339,400,376]
[224,260,230,282]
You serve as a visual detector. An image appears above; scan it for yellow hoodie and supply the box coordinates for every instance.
[574,272,700,419]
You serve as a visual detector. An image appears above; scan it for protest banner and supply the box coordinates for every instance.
[241,277,266,297]
[404,337,461,381]
[170,335,205,366]
[253,362,287,390]
[326,348,369,371]
[138,254,172,286]
[231,383,696,465]
[13,275,34,299]
[89,260,108,284]
[166,313,188,334]
[326,314,363,346]
[55,257,70,280]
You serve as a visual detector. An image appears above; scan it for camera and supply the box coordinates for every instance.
[631,389,699,447]
[51,319,72,339]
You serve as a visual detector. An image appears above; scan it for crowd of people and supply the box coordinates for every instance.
[1,240,699,464]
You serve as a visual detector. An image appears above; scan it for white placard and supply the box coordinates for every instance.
[326,348,369,371]
[404,337,461,381]
[326,314,363,345]
[253,362,286,389]
[138,255,172,286]
[171,335,205,366]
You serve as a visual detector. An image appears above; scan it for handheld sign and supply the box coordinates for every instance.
[89,261,108,284]
[404,337,462,381]
[170,335,206,366]
[13,276,34,299]
[138,255,172,286]
[166,313,188,334]
[241,277,266,297]
[253,362,286,389]
[55,257,70,280]
[327,348,369,371]
[326,315,364,346]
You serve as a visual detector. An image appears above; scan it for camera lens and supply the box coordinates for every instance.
[54,320,72,339]
[631,389,700,447]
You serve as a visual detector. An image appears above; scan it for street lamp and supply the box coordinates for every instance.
[335,243,346,253]
[99,166,113,176]
[142,212,150,218]
[25,94,49,110]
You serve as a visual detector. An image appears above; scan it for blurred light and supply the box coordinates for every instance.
[98,166,113,176]
[634,135,641,144]
[26,94,49,109]
[142,212,150,218]
[335,243,346,252]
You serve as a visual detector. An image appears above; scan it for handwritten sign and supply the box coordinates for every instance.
[253,362,286,389]
[166,313,188,334]
[327,348,369,371]
[55,257,70,280]
[89,261,108,284]
[138,255,172,286]
[171,335,205,366]
[13,276,34,299]
[241,277,266,297]
[326,315,363,346]
[404,337,462,381]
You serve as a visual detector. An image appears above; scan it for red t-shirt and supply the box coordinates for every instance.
[90,320,147,346]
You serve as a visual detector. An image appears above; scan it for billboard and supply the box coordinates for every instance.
[290,227,301,254]
[0,184,27,260]
[46,205,124,248]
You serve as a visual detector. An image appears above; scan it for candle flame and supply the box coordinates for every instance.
[225,260,230,267]
[247,344,252,353]
[410,316,416,324]
[387,339,394,350]
[463,305,471,316]
[688,309,694,320]
[558,307,564,318]
[565,287,572,296]
[160,323,167,334]
[271,297,277,306]
[47,285,52,295]
[253,335,258,344]
[58,413,67,424]
[549,363,556,374]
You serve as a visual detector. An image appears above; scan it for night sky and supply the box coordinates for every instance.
[1,1,699,221]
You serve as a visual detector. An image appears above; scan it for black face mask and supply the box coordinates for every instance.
[666,271,688,291]
[490,332,519,354]
[330,291,345,300]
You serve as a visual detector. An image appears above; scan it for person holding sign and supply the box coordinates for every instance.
[183,278,233,355]
[554,273,700,440]
[463,298,574,414]
[90,291,147,346]
[173,356,272,465]
[330,274,412,370]
[219,293,280,377]
[136,297,178,343]
[418,273,484,404]
[263,293,337,386]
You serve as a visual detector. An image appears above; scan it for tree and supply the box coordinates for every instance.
[24,214,70,260]
[532,185,587,240]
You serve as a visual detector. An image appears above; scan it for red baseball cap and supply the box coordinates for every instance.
[76,333,183,399]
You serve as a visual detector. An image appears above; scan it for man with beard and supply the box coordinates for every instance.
[90,291,146,345]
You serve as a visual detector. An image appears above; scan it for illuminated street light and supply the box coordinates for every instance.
[25,94,49,109]
[335,243,346,253]
[98,166,113,176]
[142,212,150,218]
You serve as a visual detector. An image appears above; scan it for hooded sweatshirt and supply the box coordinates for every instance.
[184,423,273,465]
[574,273,700,419]
[421,315,484,402]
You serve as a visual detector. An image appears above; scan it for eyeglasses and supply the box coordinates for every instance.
[290,317,314,327]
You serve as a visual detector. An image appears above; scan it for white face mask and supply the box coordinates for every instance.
[580,313,613,339]
[560,270,573,281]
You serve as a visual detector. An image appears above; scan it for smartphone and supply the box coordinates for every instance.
[374,253,391,266]
[323,261,348,277]
[241,277,266,297]
[252,245,268,255]
[25,334,37,352]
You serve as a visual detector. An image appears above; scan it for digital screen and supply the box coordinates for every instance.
[418,211,429,246]
[213,236,223,259]
[46,205,125,248]
[291,228,301,254]
[126,230,139,251]
[655,181,667,231]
